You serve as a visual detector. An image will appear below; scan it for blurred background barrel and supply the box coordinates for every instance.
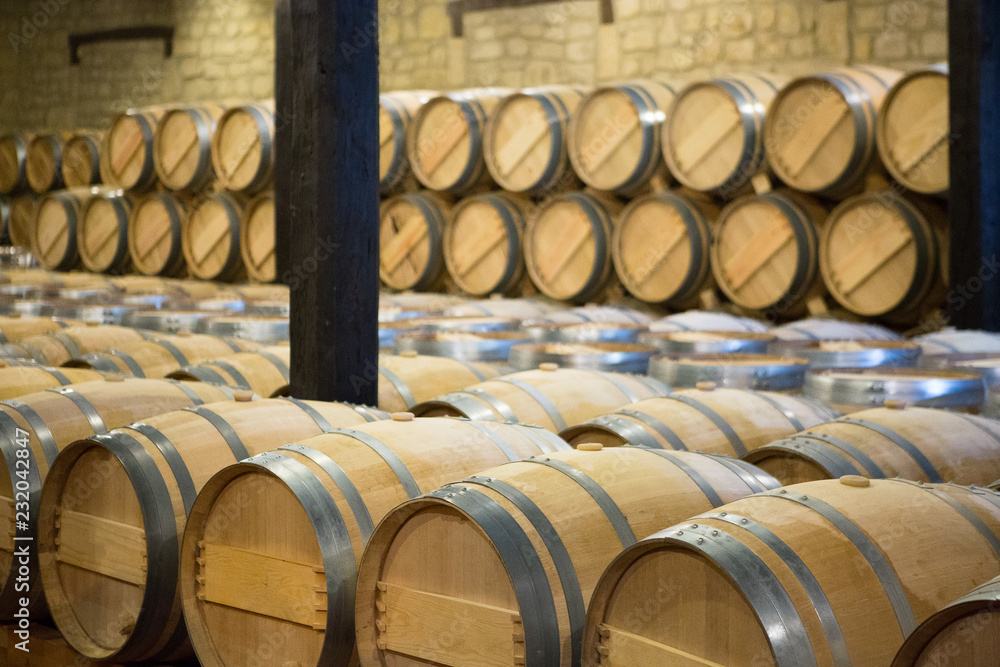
[379,90,434,194]
[61,130,104,188]
[239,191,276,283]
[31,188,106,271]
[154,104,223,191]
[26,132,68,193]
[128,192,187,276]
[211,101,275,193]
[77,190,133,274]
[0,132,31,194]
[379,191,450,292]
[182,192,246,282]
[100,107,165,191]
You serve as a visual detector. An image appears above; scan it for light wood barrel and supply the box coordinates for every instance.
[804,367,986,413]
[169,346,291,396]
[0,377,230,618]
[394,330,532,363]
[26,133,67,193]
[66,333,253,379]
[10,324,151,366]
[524,191,622,303]
[7,194,36,249]
[37,396,388,662]
[877,64,949,197]
[765,66,904,198]
[0,314,79,342]
[61,130,103,188]
[772,317,903,341]
[380,291,463,321]
[563,385,837,453]
[771,339,921,369]
[0,363,105,400]
[648,310,771,333]
[745,404,1000,486]
[379,191,450,292]
[893,575,1000,667]
[650,353,810,391]
[712,191,827,319]
[583,477,1000,667]
[443,192,532,297]
[821,191,946,323]
[664,74,788,195]
[182,416,569,667]
[239,190,275,283]
[101,107,165,191]
[0,133,30,194]
[77,190,132,274]
[612,191,717,307]
[508,342,659,374]
[640,330,776,355]
[413,365,668,432]
[211,101,275,193]
[484,86,586,194]
[128,192,187,276]
[357,446,779,667]
[30,188,93,271]
[568,80,679,194]
[154,104,223,191]
[407,88,511,194]
[915,330,1000,356]
[380,91,434,194]
[183,192,246,282]
[376,352,501,412]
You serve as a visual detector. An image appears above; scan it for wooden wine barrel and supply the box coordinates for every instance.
[77,190,132,274]
[568,80,679,194]
[182,192,246,281]
[445,296,564,320]
[612,191,717,307]
[8,323,151,366]
[804,367,986,413]
[30,188,97,271]
[128,192,187,276]
[524,320,647,343]
[772,317,903,341]
[7,194,35,249]
[67,333,253,379]
[101,107,165,190]
[893,575,1000,667]
[0,314,78,342]
[821,191,946,323]
[375,352,501,412]
[562,384,837,454]
[379,91,434,194]
[380,291,462,321]
[0,133,30,194]
[0,377,230,618]
[664,74,788,195]
[0,363,105,400]
[181,416,569,667]
[154,104,223,191]
[915,330,1000,356]
[524,191,622,303]
[169,346,290,396]
[765,66,904,198]
[379,191,450,292]
[357,446,780,667]
[508,342,659,374]
[648,309,771,333]
[770,339,921,370]
[443,192,532,297]
[34,300,148,327]
[639,330,775,355]
[583,477,1000,667]
[25,133,67,193]
[650,353,810,391]
[877,64,949,197]
[413,365,668,432]
[484,86,586,194]
[36,396,389,662]
[745,403,1000,486]
[394,330,532,363]
[407,88,511,194]
[61,130,103,188]
[212,102,275,193]
[712,191,826,319]
[239,190,275,283]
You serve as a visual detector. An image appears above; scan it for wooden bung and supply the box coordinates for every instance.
[582,478,1000,666]
[0,378,230,619]
[356,448,780,667]
[211,101,276,194]
[36,397,390,663]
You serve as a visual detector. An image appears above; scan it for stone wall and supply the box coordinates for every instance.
[0,0,947,133]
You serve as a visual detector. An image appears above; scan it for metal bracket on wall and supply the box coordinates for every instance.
[68,26,175,65]
[445,0,614,38]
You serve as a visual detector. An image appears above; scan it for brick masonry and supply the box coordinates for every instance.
[0,0,946,133]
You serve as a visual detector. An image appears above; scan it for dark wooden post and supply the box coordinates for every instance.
[276,0,380,403]
[948,0,1000,330]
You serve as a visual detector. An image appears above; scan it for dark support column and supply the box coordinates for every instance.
[948,0,1000,330]
[273,0,292,283]
[276,0,380,403]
